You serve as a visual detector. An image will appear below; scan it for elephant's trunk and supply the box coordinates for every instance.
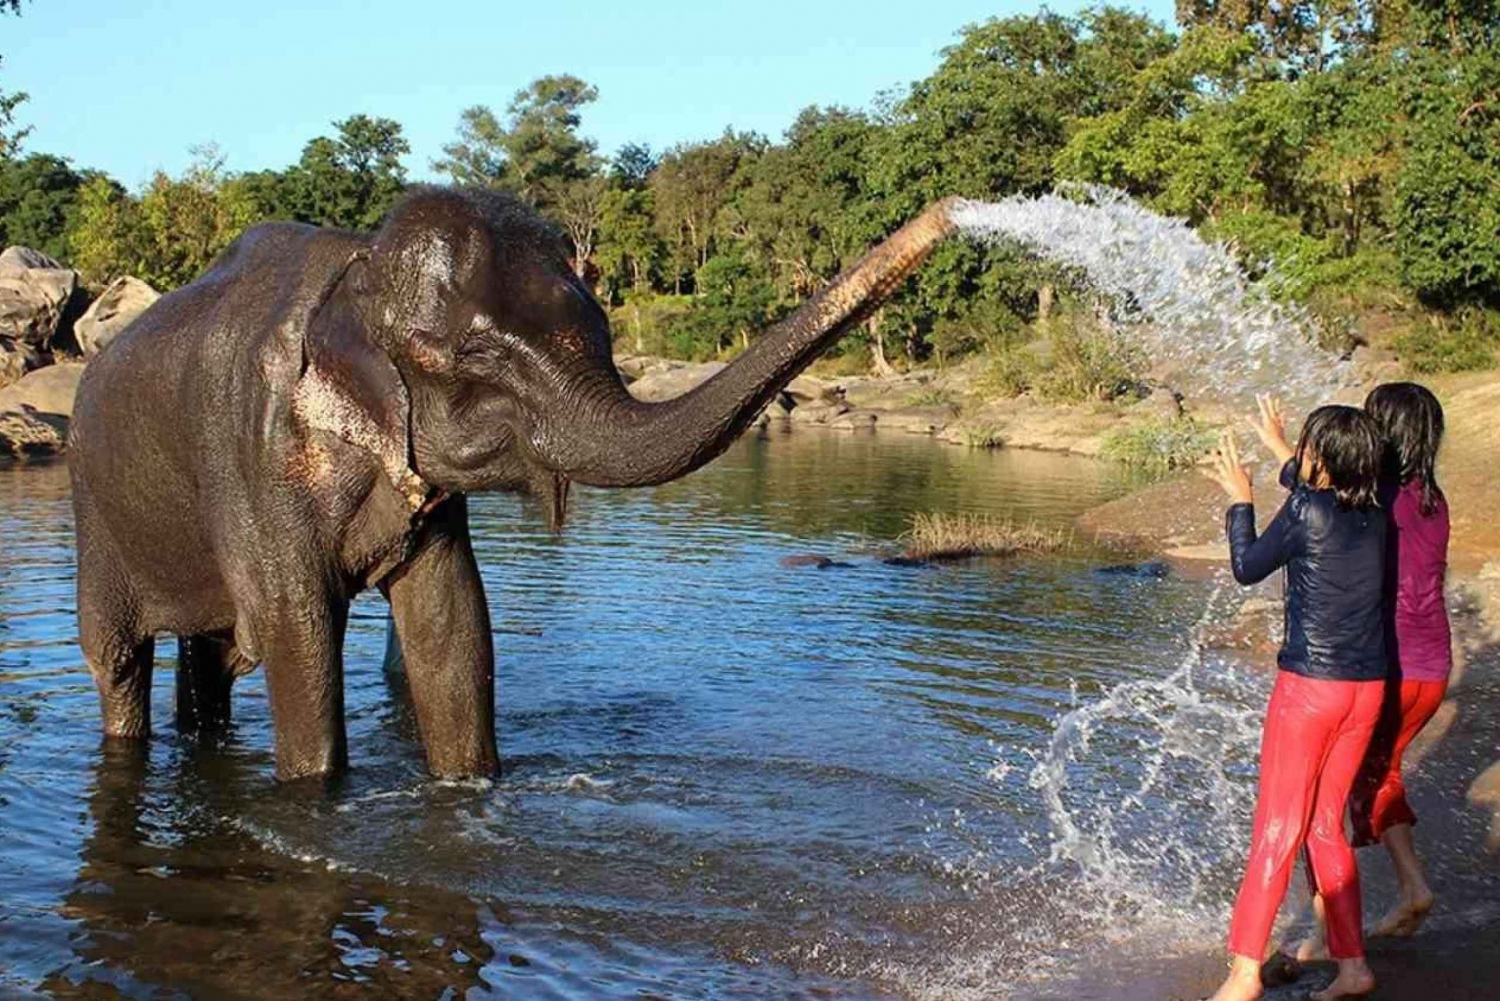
[535,198,959,488]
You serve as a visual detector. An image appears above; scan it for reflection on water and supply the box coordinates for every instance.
[1,432,1235,999]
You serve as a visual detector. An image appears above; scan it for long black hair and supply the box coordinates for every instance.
[1294,404,1383,510]
[1365,382,1445,515]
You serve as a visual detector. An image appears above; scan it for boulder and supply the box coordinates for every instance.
[626,361,727,402]
[827,410,877,432]
[74,276,159,358]
[1141,386,1184,420]
[875,406,957,435]
[0,362,86,418]
[788,400,850,425]
[0,406,68,459]
[0,246,65,270]
[0,245,80,387]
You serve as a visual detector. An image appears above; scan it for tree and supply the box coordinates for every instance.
[69,147,265,288]
[650,131,764,292]
[0,153,87,258]
[278,114,409,230]
[433,75,601,209]
[1,1,30,156]
[597,186,663,301]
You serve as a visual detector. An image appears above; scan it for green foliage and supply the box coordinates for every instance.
[0,153,87,258]
[1100,416,1217,468]
[6,5,1500,380]
[668,245,777,359]
[68,148,262,288]
[1031,316,1145,402]
[1393,309,1500,373]
[906,387,960,408]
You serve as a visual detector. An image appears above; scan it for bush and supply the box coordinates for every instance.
[907,387,960,408]
[1032,320,1144,403]
[1100,416,1218,469]
[980,345,1034,398]
[1393,308,1500,374]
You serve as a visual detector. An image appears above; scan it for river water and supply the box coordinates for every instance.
[0,428,1272,1000]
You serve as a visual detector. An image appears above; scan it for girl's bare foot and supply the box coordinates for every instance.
[1372,891,1434,938]
[1309,958,1375,1000]
[1295,933,1329,962]
[1206,955,1263,1001]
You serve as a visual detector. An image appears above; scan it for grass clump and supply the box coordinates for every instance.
[900,512,1070,561]
[1393,308,1500,374]
[960,423,1005,448]
[1100,416,1218,470]
[907,387,961,408]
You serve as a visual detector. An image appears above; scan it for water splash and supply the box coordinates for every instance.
[951,187,1353,412]
[1026,585,1266,942]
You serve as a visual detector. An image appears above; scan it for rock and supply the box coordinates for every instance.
[875,406,957,435]
[789,400,849,425]
[827,410,877,432]
[626,361,726,402]
[73,276,158,358]
[1142,386,1184,420]
[0,245,80,386]
[780,554,834,569]
[0,361,86,418]
[784,374,839,405]
[0,406,68,459]
[0,246,64,270]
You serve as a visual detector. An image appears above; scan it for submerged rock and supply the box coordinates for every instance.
[780,554,830,569]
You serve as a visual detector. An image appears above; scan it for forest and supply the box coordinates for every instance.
[3,1,1498,389]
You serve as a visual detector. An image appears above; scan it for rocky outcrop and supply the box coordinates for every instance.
[0,407,68,458]
[0,362,85,461]
[73,276,158,358]
[0,362,86,418]
[0,246,79,388]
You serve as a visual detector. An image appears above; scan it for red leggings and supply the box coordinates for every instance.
[1228,672,1382,961]
[1350,678,1448,847]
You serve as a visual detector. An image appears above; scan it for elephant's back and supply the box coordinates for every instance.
[71,223,367,455]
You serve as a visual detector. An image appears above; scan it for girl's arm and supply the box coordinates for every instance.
[1248,394,1296,466]
[1225,496,1299,585]
[1203,430,1300,585]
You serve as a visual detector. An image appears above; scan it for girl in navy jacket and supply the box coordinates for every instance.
[1203,405,1386,1001]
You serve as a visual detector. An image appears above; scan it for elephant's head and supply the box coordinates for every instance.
[329,186,957,525]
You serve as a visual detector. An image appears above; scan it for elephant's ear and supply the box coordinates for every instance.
[293,251,428,511]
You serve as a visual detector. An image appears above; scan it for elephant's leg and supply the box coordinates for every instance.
[258,591,350,781]
[175,632,237,733]
[385,497,499,778]
[86,636,156,740]
[77,523,154,739]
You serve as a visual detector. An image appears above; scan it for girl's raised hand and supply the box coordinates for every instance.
[1203,431,1254,505]
[1248,394,1295,464]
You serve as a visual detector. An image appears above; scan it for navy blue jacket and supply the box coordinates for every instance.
[1224,477,1387,682]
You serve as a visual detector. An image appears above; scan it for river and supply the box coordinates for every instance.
[0,428,1271,999]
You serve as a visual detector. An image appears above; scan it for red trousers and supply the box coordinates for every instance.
[1227,672,1382,961]
[1350,678,1448,847]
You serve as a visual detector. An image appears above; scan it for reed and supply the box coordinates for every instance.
[899,512,1070,561]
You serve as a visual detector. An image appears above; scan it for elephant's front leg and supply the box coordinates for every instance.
[259,587,351,781]
[385,497,499,778]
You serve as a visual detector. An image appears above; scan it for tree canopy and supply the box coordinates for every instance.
[2,2,1497,372]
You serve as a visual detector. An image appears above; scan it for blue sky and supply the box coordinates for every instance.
[6,1,1176,188]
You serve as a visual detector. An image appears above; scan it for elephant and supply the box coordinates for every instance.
[67,185,958,781]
